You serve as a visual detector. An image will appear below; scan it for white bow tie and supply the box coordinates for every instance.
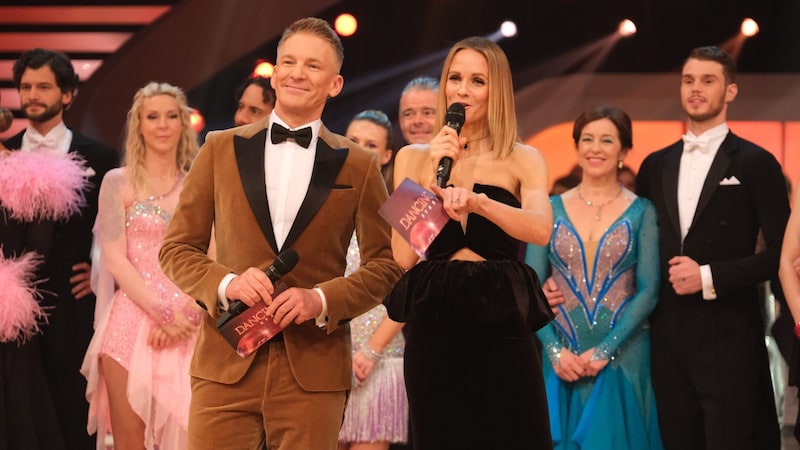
[24,132,60,152]
[682,134,710,153]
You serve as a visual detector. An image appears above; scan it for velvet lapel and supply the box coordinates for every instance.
[661,143,683,238]
[689,132,734,231]
[233,129,279,253]
[282,135,348,251]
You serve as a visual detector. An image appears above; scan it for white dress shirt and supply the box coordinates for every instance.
[265,115,319,250]
[677,122,729,299]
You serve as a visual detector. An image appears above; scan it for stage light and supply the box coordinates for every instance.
[189,108,205,133]
[500,21,517,38]
[741,18,759,37]
[335,13,358,37]
[618,19,637,37]
[253,60,274,78]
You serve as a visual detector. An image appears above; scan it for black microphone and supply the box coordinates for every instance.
[216,249,300,328]
[436,102,466,188]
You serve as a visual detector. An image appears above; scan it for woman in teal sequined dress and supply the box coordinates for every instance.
[526,106,664,450]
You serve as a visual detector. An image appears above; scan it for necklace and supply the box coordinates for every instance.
[576,183,623,221]
[145,174,183,201]
[463,135,489,149]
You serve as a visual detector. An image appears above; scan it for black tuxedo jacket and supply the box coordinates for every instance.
[637,132,789,335]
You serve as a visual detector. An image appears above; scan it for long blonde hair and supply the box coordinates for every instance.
[435,37,520,159]
[123,81,199,190]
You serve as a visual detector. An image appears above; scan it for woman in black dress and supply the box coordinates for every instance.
[385,36,554,450]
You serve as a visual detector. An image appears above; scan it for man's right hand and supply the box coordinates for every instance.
[543,277,564,315]
[225,267,274,307]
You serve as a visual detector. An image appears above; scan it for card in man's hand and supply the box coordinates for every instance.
[218,283,287,358]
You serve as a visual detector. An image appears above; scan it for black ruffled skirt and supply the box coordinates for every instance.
[385,260,554,450]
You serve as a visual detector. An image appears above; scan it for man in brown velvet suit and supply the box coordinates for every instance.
[159,17,404,450]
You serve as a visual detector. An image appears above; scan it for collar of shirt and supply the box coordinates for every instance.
[21,122,72,155]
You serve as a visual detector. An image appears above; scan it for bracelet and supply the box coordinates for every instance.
[361,343,383,362]
[183,304,203,327]
[794,322,800,338]
[155,306,175,325]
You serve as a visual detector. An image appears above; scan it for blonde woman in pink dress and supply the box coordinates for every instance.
[82,82,202,450]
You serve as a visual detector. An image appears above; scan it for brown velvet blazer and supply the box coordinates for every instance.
[159,116,403,392]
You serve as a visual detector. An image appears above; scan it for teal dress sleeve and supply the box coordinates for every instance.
[524,199,564,366]
[593,200,660,360]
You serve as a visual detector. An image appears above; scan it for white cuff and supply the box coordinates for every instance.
[217,273,237,311]
[314,287,328,329]
[700,264,717,300]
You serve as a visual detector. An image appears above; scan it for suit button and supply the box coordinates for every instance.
[720,220,728,228]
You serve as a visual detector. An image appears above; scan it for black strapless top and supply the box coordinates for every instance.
[426,184,521,261]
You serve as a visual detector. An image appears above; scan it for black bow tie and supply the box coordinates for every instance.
[270,123,313,148]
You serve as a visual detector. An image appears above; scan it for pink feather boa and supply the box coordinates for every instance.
[0,251,48,343]
[0,150,89,221]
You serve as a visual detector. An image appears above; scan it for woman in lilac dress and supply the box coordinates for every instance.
[82,82,201,450]
[526,106,663,450]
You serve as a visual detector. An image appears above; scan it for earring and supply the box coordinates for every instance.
[617,160,624,170]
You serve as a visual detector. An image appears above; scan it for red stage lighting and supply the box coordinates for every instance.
[252,60,274,78]
[189,108,205,133]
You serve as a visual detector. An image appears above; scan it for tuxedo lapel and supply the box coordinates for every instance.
[2,130,24,150]
[234,129,279,253]
[282,134,348,250]
[661,144,682,238]
[690,133,734,230]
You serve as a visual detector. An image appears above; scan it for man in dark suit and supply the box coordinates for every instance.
[159,18,404,450]
[3,48,118,449]
[637,46,789,450]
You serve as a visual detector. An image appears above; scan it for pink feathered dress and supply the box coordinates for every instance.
[82,181,197,450]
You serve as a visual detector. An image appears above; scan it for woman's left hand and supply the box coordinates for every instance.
[431,184,480,220]
[148,325,177,348]
[352,349,377,386]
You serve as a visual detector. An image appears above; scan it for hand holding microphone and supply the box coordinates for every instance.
[217,249,299,328]
[435,102,466,188]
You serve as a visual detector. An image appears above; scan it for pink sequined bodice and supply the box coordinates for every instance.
[124,191,191,310]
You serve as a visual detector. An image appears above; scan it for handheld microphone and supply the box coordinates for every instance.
[216,249,300,328]
[436,102,466,188]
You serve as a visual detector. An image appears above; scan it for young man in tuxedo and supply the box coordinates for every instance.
[3,48,118,449]
[636,46,789,450]
[159,17,403,450]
